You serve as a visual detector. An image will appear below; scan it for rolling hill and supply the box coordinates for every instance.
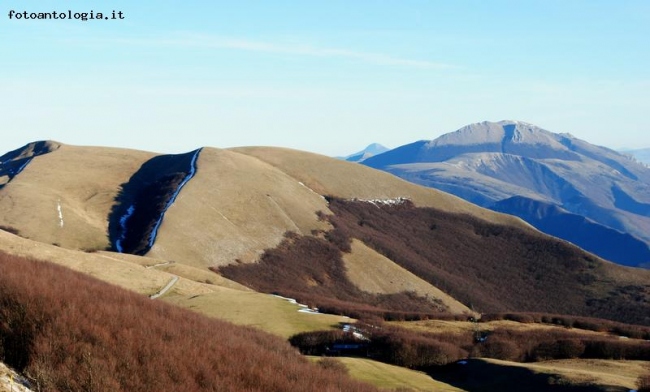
[1,140,648,322]
[1,140,650,391]
[362,120,650,268]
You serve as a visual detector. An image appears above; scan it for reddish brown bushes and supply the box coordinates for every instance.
[291,318,650,372]
[324,197,650,326]
[290,324,468,369]
[0,252,378,392]
[218,231,447,321]
[481,312,650,339]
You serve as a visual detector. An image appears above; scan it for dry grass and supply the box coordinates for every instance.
[0,229,171,296]
[308,356,464,391]
[231,146,532,228]
[163,289,351,339]
[0,229,348,338]
[98,251,250,291]
[146,147,331,267]
[343,239,472,315]
[0,143,334,269]
[0,144,154,250]
[484,358,650,390]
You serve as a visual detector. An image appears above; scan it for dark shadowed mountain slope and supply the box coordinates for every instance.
[492,196,650,268]
[0,141,60,189]
[108,149,202,255]
[363,121,650,268]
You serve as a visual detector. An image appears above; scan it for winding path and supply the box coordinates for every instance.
[149,275,179,299]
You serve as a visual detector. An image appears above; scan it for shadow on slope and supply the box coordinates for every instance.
[492,196,650,268]
[0,141,60,189]
[108,149,201,255]
[427,359,623,392]
[611,185,650,217]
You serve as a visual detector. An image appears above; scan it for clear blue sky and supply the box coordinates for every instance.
[2,1,649,155]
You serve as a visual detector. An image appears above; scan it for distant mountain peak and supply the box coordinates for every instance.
[362,120,650,268]
[341,143,390,162]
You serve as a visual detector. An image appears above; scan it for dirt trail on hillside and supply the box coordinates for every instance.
[150,275,179,299]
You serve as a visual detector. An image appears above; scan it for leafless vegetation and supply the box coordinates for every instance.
[291,319,650,372]
[218,231,448,321]
[324,197,650,326]
[481,312,650,339]
[0,251,378,392]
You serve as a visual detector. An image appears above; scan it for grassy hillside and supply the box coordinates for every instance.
[0,229,350,340]
[0,251,378,392]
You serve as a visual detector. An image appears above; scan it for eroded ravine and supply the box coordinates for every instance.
[109,148,202,255]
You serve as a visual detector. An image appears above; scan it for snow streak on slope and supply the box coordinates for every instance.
[146,148,201,249]
[115,205,135,253]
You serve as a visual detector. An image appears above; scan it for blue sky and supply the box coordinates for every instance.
[2,1,649,155]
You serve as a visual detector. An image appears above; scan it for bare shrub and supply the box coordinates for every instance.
[638,372,650,392]
[317,357,349,374]
[0,252,379,392]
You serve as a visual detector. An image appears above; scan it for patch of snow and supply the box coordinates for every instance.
[270,294,321,314]
[56,199,64,228]
[298,308,321,314]
[115,204,136,253]
[298,181,326,200]
[353,197,410,208]
[340,323,370,341]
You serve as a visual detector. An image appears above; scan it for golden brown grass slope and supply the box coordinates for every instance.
[0,144,335,268]
[0,229,349,339]
[147,147,331,267]
[231,146,533,227]
[0,142,535,271]
[343,239,472,315]
[0,143,155,250]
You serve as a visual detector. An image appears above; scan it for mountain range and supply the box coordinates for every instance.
[1,139,650,391]
[362,120,650,268]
